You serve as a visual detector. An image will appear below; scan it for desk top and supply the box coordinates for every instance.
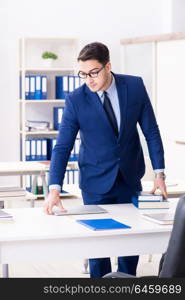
[0,203,177,243]
[63,182,185,198]
[1,191,37,202]
[0,161,46,174]
[39,161,78,170]
[142,181,185,195]
[0,161,78,175]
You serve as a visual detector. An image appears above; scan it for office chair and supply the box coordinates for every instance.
[103,194,185,278]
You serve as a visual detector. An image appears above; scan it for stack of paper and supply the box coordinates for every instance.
[132,192,169,209]
[0,209,13,219]
[0,186,26,198]
[26,120,50,131]
[142,213,174,225]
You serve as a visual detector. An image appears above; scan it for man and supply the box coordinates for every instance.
[44,42,167,278]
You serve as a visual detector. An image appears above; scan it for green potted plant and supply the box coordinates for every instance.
[42,51,58,67]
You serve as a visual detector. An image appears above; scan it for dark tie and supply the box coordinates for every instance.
[103,91,118,137]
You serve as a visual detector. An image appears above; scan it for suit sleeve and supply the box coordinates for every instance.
[49,95,79,187]
[138,78,165,170]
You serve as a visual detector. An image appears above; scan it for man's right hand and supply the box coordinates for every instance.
[43,189,67,215]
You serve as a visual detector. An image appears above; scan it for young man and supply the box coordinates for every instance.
[44,42,167,278]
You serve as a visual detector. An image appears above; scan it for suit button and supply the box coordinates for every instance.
[118,158,121,161]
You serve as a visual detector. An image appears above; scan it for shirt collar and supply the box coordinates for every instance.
[97,74,115,99]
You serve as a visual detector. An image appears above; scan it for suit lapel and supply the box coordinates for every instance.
[114,74,127,140]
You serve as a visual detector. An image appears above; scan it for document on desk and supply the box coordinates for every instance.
[53,205,107,216]
[0,209,13,219]
[142,213,174,225]
[0,186,26,197]
[76,218,131,230]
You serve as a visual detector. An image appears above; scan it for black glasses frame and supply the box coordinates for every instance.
[78,65,105,79]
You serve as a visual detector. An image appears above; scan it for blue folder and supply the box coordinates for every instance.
[55,76,69,99]
[53,107,64,130]
[76,218,131,231]
[35,75,42,99]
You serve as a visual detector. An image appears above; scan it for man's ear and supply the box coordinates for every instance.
[105,62,111,73]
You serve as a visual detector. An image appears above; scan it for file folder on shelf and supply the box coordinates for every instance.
[55,76,69,99]
[47,138,57,160]
[29,76,35,99]
[31,140,36,160]
[42,139,47,160]
[25,75,30,99]
[35,75,42,99]
[68,76,74,92]
[74,76,81,89]
[53,107,64,130]
[41,76,47,99]
[25,140,31,161]
[36,139,41,160]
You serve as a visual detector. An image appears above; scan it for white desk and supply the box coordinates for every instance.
[0,202,177,277]
[0,161,48,200]
[2,192,37,209]
[142,180,185,198]
[63,182,185,199]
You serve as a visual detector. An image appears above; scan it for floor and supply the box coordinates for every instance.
[0,196,162,278]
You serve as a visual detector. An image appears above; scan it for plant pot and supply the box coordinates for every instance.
[43,59,55,68]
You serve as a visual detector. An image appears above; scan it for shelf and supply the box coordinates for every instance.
[39,160,79,170]
[20,68,75,72]
[20,130,59,136]
[19,100,65,104]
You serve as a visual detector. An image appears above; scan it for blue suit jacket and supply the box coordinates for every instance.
[49,73,165,193]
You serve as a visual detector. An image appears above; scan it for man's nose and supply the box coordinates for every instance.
[86,75,94,83]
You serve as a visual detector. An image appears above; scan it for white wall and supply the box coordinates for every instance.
[1,0,169,70]
[0,0,170,159]
[0,0,179,185]
[171,0,185,31]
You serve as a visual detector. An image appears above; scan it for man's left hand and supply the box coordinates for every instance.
[150,178,168,199]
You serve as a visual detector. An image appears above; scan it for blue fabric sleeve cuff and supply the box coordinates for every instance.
[49,184,61,192]
[154,169,165,173]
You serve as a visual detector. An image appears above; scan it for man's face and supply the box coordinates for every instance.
[78,59,111,92]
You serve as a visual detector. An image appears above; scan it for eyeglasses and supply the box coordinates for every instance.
[78,65,105,79]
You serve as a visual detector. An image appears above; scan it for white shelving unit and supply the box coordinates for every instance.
[19,37,80,195]
[20,130,59,136]
[19,37,79,159]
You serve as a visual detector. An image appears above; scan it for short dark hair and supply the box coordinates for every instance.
[77,42,110,65]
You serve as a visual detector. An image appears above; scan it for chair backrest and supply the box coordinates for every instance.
[159,194,185,277]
